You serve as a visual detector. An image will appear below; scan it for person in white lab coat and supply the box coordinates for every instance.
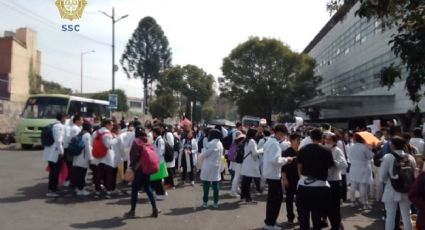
[324,134,348,230]
[200,129,224,208]
[348,134,374,209]
[152,127,167,199]
[380,136,416,230]
[72,121,92,196]
[262,124,293,230]
[43,113,67,198]
[163,125,176,189]
[92,119,117,198]
[111,124,125,193]
[410,128,424,156]
[178,131,198,186]
[240,128,263,203]
[65,115,83,187]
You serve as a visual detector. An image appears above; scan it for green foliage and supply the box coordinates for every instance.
[150,94,178,118]
[90,89,129,112]
[41,80,72,95]
[120,16,172,113]
[355,0,425,103]
[202,106,215,121]
[157,65,215,122]
[220,37,321,122]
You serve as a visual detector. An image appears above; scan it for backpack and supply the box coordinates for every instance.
[162,134,175,163]
[173,135,181,152]
[92,130,109,159]
[41,123,55,147]
[227,142,239,162]
[136,139,160,175]
[222,133,233,150]
[235,143,251,164]
[390,152,415,193]
[67,132,86,156]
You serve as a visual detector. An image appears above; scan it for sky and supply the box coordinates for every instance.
[0,0,331,98]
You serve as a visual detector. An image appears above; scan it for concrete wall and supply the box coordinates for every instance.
[0,100,25,133]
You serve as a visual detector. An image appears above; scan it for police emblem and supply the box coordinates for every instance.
[55,0,87,21]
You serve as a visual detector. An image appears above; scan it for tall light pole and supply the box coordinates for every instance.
[100,7,128,92]
[80,50,95,95]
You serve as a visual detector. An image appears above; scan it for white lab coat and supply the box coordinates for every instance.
[164,132,175,168]
[42,121,65,163]
[348,143,374,184]
[200,139,223,182]
[410,138,425,156]
[178,138,198,172]
[241,139,263,178]
[111,134,125,168]
[73,132,92,168]
[91,127,117,167]
[327,146,348,181]
[380,150,416,202]
[262,137,289,180]
[154,136,165,163]
[120,131,134,163]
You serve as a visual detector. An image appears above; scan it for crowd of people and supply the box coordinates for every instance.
[41,113,425,230]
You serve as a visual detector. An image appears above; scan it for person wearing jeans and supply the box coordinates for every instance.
[124,126,160,218]
[200,129,223,208]
[262,124,292,230]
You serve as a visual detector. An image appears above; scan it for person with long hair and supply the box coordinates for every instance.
[200,129,224,208]
[348,133,374,209]
[124,126,160,218]
[240,128,263,204]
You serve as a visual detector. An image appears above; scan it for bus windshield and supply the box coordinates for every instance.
[22,97,68,119]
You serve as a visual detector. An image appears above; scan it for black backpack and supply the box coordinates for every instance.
[390,152,415,193]
[235,143,252,164]
[41,123,55,147]
[162,135,175,163]
[173,135,181,152]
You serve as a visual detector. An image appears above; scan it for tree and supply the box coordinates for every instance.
[41,80,72,94]
[150,94,178,118]
[328,0,425,105]
[90,89,129,112]
[121,16,172,114]
[220,37,321,123]
[156,65,215,122]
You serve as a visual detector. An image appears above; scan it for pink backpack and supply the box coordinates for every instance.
[135,139,160,175]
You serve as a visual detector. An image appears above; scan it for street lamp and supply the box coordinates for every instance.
[100,7,128,92]
[80,50,95,95]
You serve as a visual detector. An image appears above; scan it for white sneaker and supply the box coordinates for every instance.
[110,189,120,195]
[63,181,70,187]
[191,181,195,186]
[76,189,90,196]
[263,225,281,230]
[165,192,169,196]
[46,192,60,198]
[230,192,240,198]
[156,195,165,200]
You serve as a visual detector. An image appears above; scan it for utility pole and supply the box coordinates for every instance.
[100,7,128,92]
[80,50,95,95]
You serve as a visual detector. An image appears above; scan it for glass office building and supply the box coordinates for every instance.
[301,1,422,128]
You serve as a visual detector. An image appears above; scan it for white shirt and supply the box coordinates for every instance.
[380,150,416,202]
[154,136,165,162]
[327,146,348,181]
[164,132,175,168]
[73,132,92,168]
[42,121,65,163]
[241,139,263,178]
[262,137,289,180]
[410,137,425,155]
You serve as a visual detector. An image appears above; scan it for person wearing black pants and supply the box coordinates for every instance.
[282,133,301,223]
[323,134,348,229]
[240,176,254,202]
[72,166,88,190]
[262,124,293,230]
[296,129,334,230]
[48,158,63,193]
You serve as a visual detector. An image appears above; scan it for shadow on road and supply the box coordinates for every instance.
[0,182,47,203]
[70,217,127,229]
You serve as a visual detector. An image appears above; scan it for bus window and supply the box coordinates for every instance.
[22,97,68,119]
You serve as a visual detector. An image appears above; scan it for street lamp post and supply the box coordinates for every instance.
[80,50,95,95]
[100,7,128,92]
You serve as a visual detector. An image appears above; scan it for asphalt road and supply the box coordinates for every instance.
[0,148,385,230]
